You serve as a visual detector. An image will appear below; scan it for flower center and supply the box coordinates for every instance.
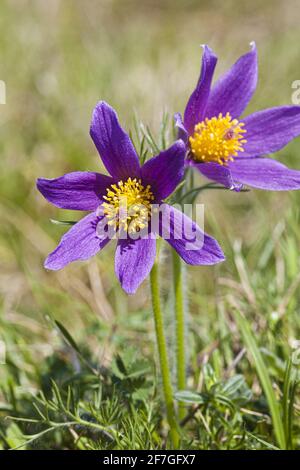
[103,177,154,234]
[189,113,247,165]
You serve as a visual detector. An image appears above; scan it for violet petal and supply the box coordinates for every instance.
[174,113,189,143]
[192,161,243,191]
[37,172,113,211]
[115,236,156,294]
[206,42,257,119]
[184,45,217,134]
[242,105,300,157]
[141,141,185,201]
[90,101,140,180]
[159,204,225,264]
[45,212,110,270]
[229,157,300,190]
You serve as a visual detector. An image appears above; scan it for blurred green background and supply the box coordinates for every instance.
[1,0,300,449]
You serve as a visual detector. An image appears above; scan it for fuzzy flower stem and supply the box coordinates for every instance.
[150,260,179,449]
[172,250,186,421]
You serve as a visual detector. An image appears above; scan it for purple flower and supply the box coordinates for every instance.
[37,102,225,294]
[175,43,300,191]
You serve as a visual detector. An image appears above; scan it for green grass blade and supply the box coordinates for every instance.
[283,357,292,449]
[233,309,286,449]
[246,432,280,450]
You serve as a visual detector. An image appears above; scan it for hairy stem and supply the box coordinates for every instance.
[172,250,186,421]
[150,261,179,448]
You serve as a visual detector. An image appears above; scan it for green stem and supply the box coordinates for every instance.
[150,261,179,448]
[172,250,186,421]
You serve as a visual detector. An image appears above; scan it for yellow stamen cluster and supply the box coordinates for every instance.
[103,177,154,234]
[189,112,247,165]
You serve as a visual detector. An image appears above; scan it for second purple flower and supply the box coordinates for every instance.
[175,43,300,191]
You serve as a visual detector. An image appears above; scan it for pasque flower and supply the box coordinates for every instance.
[175,43,300,191]
[37,102,225,294]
